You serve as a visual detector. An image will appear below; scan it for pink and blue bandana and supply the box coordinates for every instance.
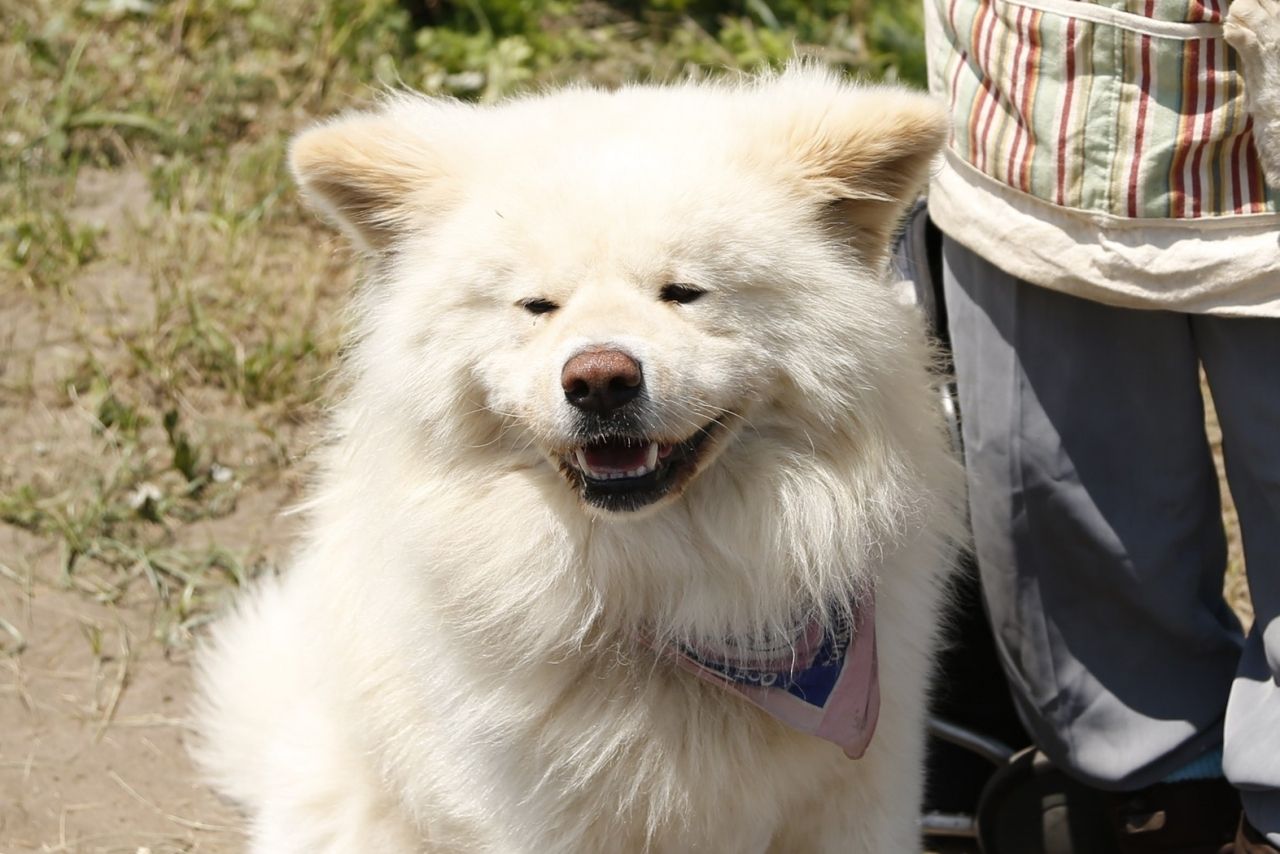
[663,599,879,759]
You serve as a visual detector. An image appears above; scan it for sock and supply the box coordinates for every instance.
[1163,747,1224,783]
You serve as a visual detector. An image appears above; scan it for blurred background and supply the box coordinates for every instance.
[0,2,1245,851]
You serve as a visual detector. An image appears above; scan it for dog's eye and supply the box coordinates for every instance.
[518,298,559,315]
[660,284,706,305]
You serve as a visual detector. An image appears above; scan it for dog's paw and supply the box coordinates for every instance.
[1225,0,1280,187]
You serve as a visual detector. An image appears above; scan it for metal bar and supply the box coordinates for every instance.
[928,716,1016,766]
[920,811,978,838]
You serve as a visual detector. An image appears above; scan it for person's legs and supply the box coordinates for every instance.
[1195,315,1280,846]
[942,237,1245,790]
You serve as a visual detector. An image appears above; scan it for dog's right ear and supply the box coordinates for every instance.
[289,106,454,252]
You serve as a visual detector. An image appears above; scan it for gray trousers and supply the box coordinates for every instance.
[942,238,1280,842]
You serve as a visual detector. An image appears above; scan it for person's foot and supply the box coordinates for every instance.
[1221,816,1280,854]
[976,749,1240,854]
[1108,779,1240,853]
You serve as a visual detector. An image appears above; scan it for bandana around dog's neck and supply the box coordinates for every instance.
[659,597,879,759]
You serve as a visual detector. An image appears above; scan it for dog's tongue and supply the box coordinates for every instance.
[584,440,648,472]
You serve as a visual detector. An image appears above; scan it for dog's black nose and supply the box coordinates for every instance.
[561,349,643,414]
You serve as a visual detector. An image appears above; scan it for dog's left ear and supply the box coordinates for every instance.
[775,81,948,261]
[290,100,459,253]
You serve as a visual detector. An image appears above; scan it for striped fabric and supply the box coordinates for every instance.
[932,0,1280,219]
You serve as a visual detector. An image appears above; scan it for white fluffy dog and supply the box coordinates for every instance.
[193,68,965,853]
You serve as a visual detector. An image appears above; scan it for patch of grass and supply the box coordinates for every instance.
[1,359,255,603]
[0,404,260,649]
[2,169,101,292]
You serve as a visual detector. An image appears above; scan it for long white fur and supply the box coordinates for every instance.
[192,67,966,853]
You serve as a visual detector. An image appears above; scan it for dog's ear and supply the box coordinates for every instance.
[289,105,454,252]
[776,82,948,260]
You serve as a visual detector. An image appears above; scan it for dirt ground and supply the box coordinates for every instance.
[1,165,313,853]
[0,360,304,853]
[0,535,243,854]
[0,434,261,853]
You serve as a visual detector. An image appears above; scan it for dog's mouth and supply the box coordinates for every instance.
[558,417,729,512]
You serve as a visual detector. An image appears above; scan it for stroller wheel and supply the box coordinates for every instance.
[976,748,1120,854]
[975,749,1240,854]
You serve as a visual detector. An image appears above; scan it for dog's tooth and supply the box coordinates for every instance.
[645,442,658,470]
[574,448,589,472]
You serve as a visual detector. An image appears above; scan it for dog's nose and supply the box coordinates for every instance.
[561,349,643,414]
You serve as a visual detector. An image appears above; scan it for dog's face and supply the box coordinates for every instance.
[292,71,946,518]
[467,186,774,515]
[433,162,836,516]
